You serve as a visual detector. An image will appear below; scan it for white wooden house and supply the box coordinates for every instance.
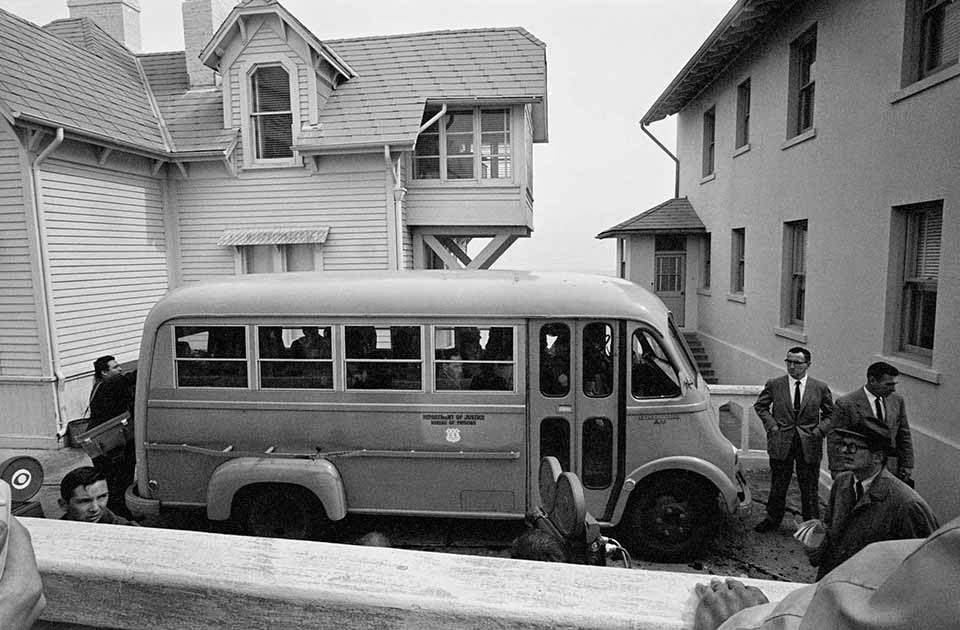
[0,0,548,447]
[600,0,959,519]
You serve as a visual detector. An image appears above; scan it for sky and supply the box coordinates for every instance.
[1,0,732,274]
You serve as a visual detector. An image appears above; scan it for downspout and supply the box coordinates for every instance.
[641,123,680,199]
[384,144,405,270]
[31,127,65,431]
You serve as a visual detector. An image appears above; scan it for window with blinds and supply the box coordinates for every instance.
[901,203,942,355]
[414,107,512,181]
[251,65,293,160]
[919,0,960,78]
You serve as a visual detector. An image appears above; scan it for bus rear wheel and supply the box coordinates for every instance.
[234,484,328,540]
[623,473,718,562]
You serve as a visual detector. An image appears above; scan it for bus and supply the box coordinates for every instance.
[126,270,750,560]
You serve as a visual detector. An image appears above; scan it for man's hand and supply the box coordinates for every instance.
[0,518,46,630]
[693,578,769,630]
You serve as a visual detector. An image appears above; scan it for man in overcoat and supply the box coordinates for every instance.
[753,347,833,532]
[823,361,914,484]
[806,419,937,580]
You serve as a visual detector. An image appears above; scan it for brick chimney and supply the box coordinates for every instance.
[67,0,142,52]
[183,0,235,89]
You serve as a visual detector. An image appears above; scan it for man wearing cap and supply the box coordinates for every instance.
[824,361,914,483]
[805,419,936,580]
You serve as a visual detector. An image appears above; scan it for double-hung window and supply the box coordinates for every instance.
[250,65,293,160]
[784,220,808,325]
[731,228,746,294]
[736,79,751,148]
[788,26,817,138]
[414,107,512,181]
[702,106,716,177]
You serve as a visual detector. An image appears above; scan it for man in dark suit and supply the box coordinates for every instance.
[753,347,834,533]
[805,419,937,580]
[823,361,914,483]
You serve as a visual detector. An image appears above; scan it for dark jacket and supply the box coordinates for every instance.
[754,375,834,462]
[812,468,937,579]
[89,371,137,427]
[824,388,914,473]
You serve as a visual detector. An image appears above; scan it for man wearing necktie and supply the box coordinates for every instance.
[823,362,915,485]
[805,419,937,580]
[753,347,834,533]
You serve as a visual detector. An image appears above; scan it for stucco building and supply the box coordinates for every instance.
[0,0,548,447]
[600,0,958,519]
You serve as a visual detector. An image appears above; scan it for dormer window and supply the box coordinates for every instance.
[414,107,512,181]
[251,65,293,160]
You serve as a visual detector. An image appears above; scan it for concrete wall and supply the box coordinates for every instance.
[669,0,960,519]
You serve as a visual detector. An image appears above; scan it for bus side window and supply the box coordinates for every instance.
[631,330,681,398]
[540,417,570,471]
[539,323,570,397]
[435,326,515,392]
[582,322,613,397]
[345,325,422,390]
[174,326,248,388]
[257,326,334,389]
[581,417,612,488]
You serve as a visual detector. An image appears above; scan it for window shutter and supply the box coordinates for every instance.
[914,209,942,279]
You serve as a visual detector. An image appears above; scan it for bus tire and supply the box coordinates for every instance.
[622,472,718,562]
[233,483,329,540]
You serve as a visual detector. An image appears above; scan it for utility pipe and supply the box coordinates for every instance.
[384,144,405,270]
[641,123,680,199]
[30,127,65,431]
[417,103,447,134]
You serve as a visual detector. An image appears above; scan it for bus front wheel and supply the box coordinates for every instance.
[234,484,329,540]
[623,473,718,562]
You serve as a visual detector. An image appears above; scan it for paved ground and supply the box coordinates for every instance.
[2,445,820,583]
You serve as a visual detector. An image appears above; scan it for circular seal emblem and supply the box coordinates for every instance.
[445,427,462,443]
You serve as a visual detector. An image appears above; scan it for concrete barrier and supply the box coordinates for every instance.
[23,517,803,629]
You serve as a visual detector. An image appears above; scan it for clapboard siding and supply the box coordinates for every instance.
[40,159,168,376]
[0,122,42,375]
[404,185,530,227]
[176,154,389,282]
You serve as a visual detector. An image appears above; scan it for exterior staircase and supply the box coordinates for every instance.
[682,332,718,384]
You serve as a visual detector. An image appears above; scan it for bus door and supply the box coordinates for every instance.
[529,320,621,521]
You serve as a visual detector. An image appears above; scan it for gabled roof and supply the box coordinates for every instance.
[0,9,167,152]
[299,27,547,151]
[641,0,798,125]
[0,3,546,159]
[596,198,705,239]
[200,0,356,82]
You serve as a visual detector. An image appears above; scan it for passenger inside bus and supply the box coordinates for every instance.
[540,325,570,397]
[632,331,681,398]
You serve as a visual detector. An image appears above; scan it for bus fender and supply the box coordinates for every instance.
[609,456,742,524]
[205,457,347,522]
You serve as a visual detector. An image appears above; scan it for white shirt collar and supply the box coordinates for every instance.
[856,468,883,494]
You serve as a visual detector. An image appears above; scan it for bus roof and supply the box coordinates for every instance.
[145,270,671,327]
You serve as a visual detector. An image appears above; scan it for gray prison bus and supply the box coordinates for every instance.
[127,270,750,560]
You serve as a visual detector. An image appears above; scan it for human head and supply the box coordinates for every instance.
[58,466,109,522]
[835,420,890,477]
[92,355,121,381]
[866,362,899,398]
[784,347,811,380]
[511,529,568,563]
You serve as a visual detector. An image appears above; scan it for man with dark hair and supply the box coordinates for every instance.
[58,466,139,526]
[824,361,914,483]
[752,346,833,533]
[804,419,936,579]
[88,354,138,519]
